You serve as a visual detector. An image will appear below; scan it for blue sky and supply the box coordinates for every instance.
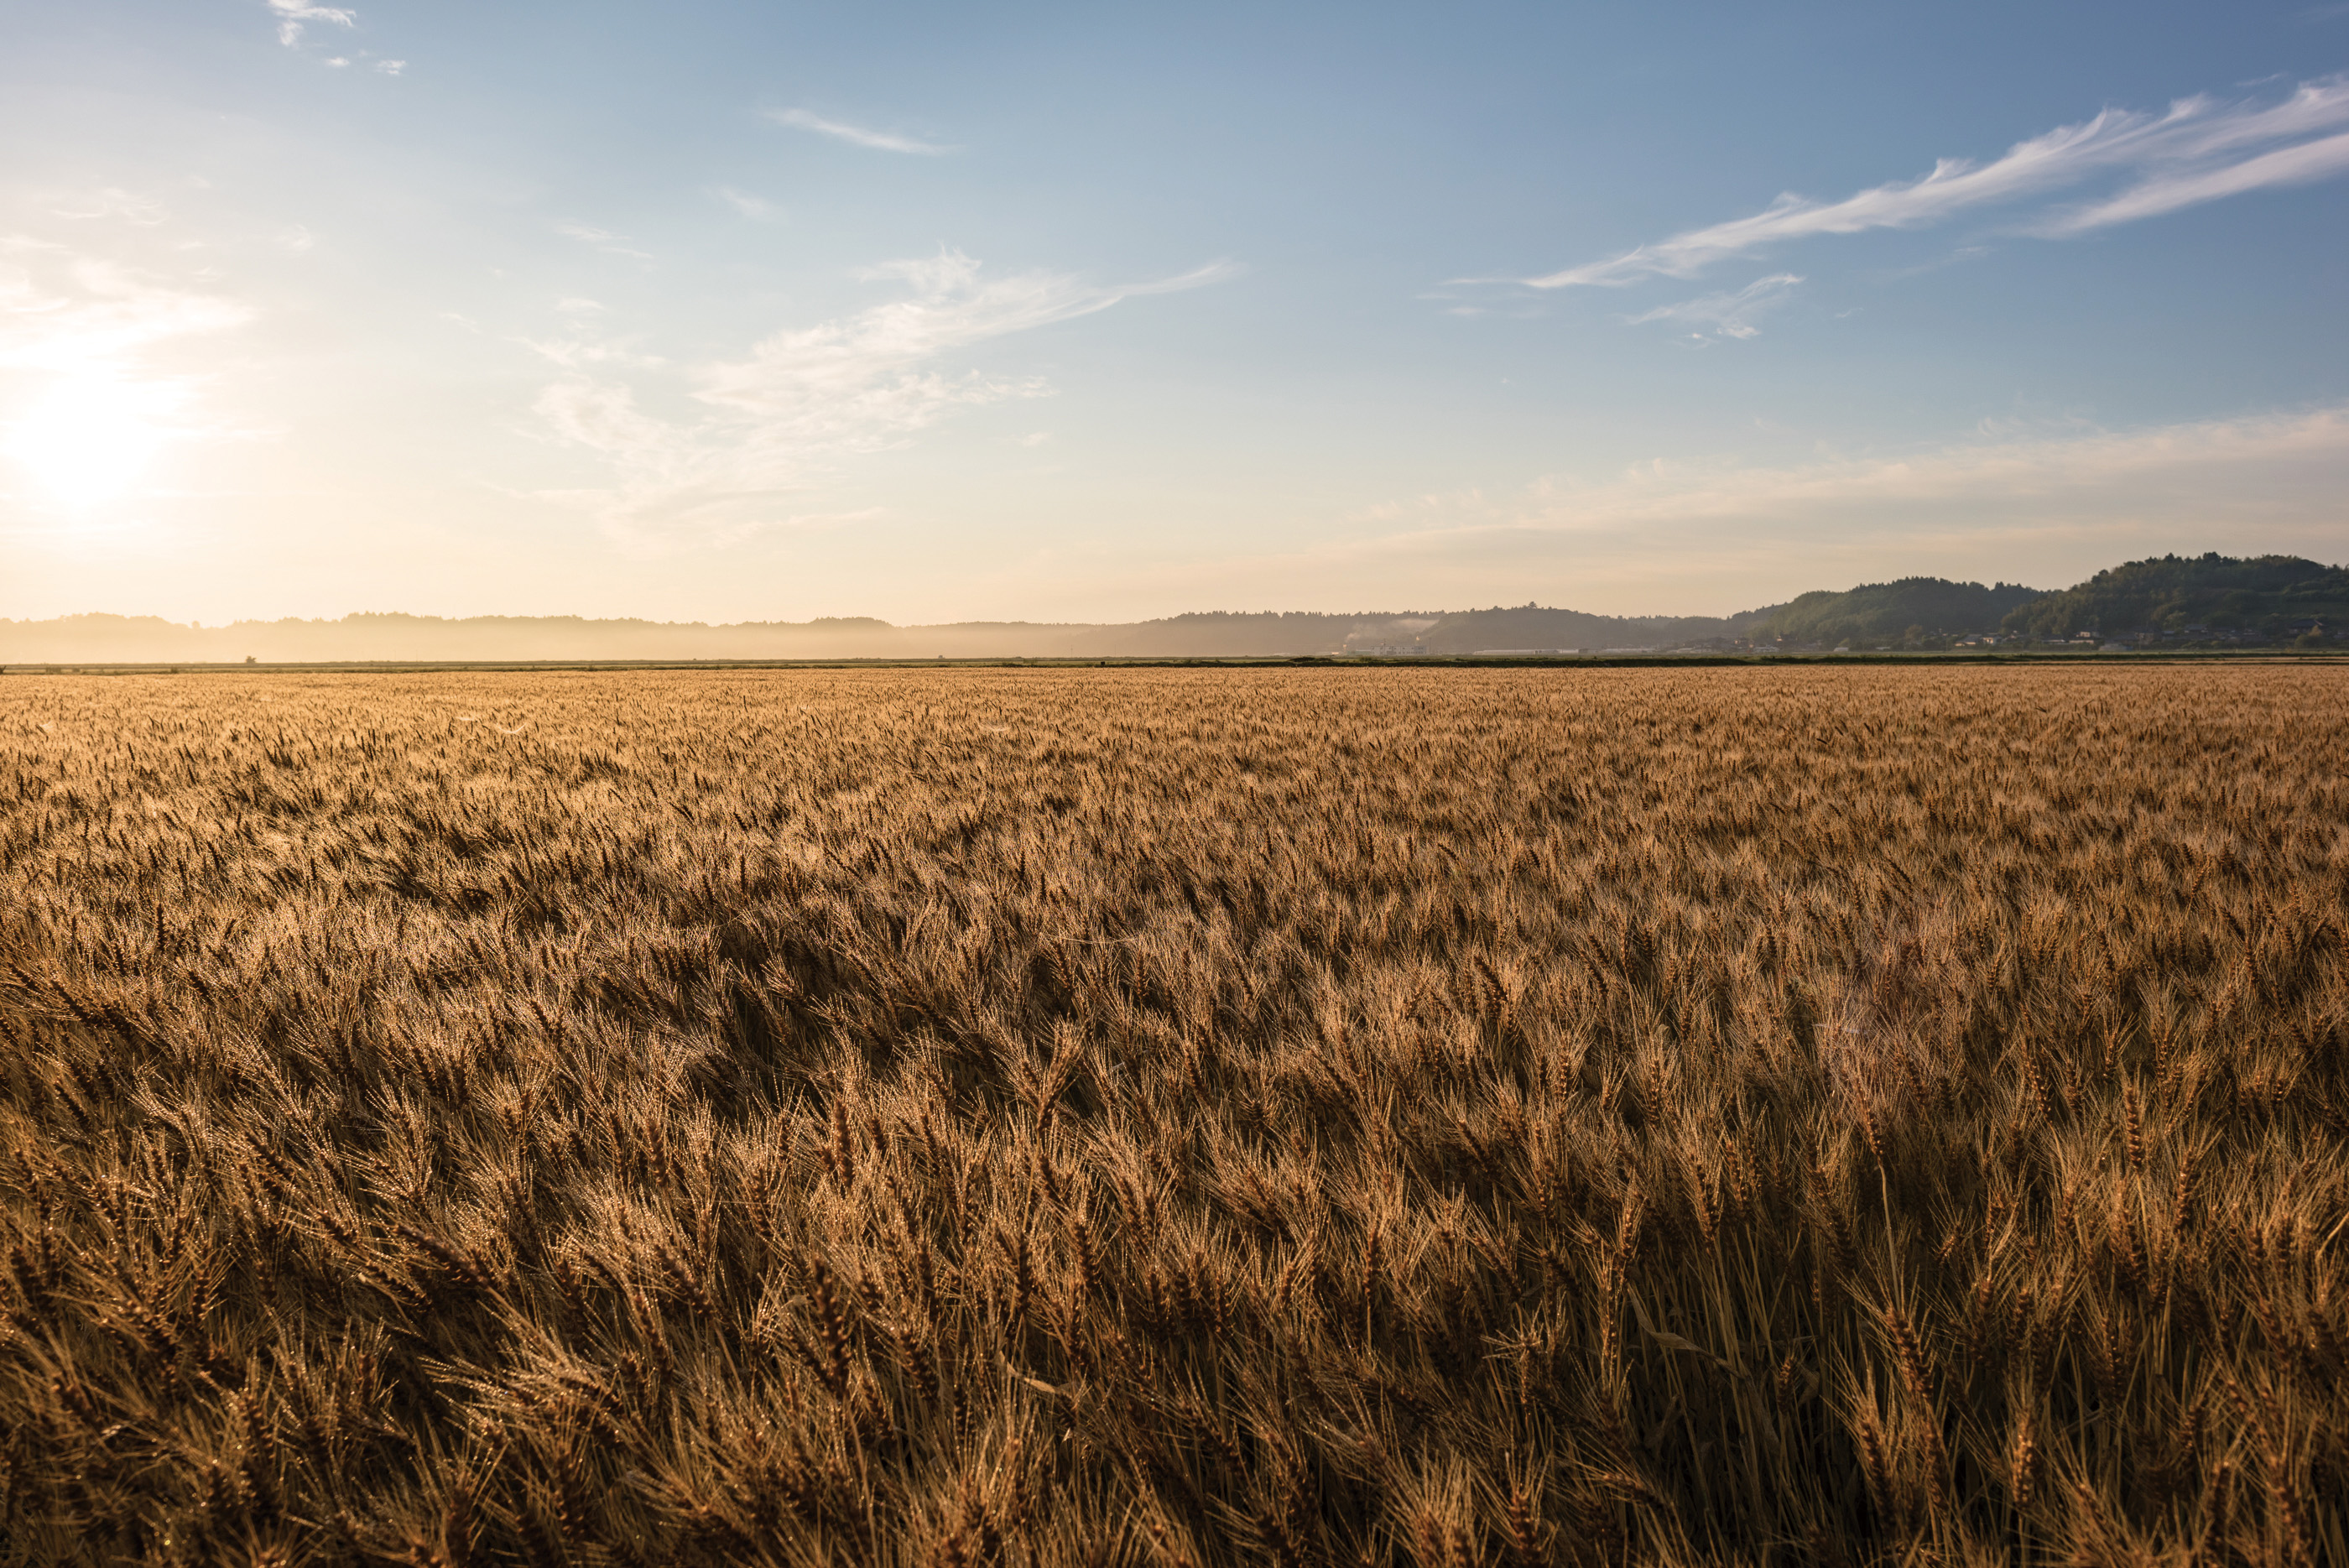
[3,1,2346,623]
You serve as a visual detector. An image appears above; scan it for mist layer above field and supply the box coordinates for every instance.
[0,607,1761,664]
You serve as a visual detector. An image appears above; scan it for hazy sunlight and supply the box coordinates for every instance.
[3,374,174,508]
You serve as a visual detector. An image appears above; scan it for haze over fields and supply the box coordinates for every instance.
[7,552,2344,662]
[5,3,2348,624]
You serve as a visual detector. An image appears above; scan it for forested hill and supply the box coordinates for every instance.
[1063,612,1418,657]
[1998,554,2349,638]
[1411,604,1776,652]
[1742,555,2349,644]
[1756,578,2048,645]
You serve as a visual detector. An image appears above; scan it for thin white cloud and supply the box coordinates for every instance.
[49,189,169,226]
[0,247,252,372]
[520,336,665,371]
[1103,407,2349,613]
[268,1,357,49]
[534,250,1237,547]
[711,186,782,221]
[1353,408,2349,560]
[1514,407,2349,527]
[267,3,400,72]
[1623,273,1801,339]
[555,223,654,261]
[1514,75,2349,288]
[766,108,953,155]
[2044,129,2349,232]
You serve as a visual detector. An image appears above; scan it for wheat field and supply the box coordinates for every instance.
[0,666,2342,1566]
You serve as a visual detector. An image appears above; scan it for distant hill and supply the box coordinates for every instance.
[0,606,1778,662]
[1999,554,2349,638]
[1063,612,1420,658]
[1414,603,1779,654]
[1758,578,2049,646]
[5,552,2341,663]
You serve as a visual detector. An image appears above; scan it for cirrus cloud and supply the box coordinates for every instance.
[533,249,1238,548]
[1071,405,2349,617]
[1505,75,2349,289]
[0,242,253,373]
[1622,273,1804,341]
[267,0,356,49]
[766,108,954,156]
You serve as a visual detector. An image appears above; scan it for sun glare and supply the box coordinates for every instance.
[3,374,175,508]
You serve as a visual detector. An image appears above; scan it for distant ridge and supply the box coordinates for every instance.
[1758,578,2047,646]
[0,606,1777,663]
[3,553,2340,663]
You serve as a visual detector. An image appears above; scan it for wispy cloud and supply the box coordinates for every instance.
[1111,407,2349,614]
[555,223,654,261]
[534,250,1237,546]
[766,108,954,155]
[1512,76,2349,288]
[1509,407,2349,526]
[711,186,782,221]
[49,189,169,226]
[267,2,402,72]
[1370,408,2349,567]
[0,243,252,372]
[267,0,356,49]
[1623,273,1802,340]
[2042,130,2349,232]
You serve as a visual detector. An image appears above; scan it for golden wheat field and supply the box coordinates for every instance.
[1,665,2344,1567]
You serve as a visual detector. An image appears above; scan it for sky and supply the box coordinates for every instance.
[3,1,2346,625]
